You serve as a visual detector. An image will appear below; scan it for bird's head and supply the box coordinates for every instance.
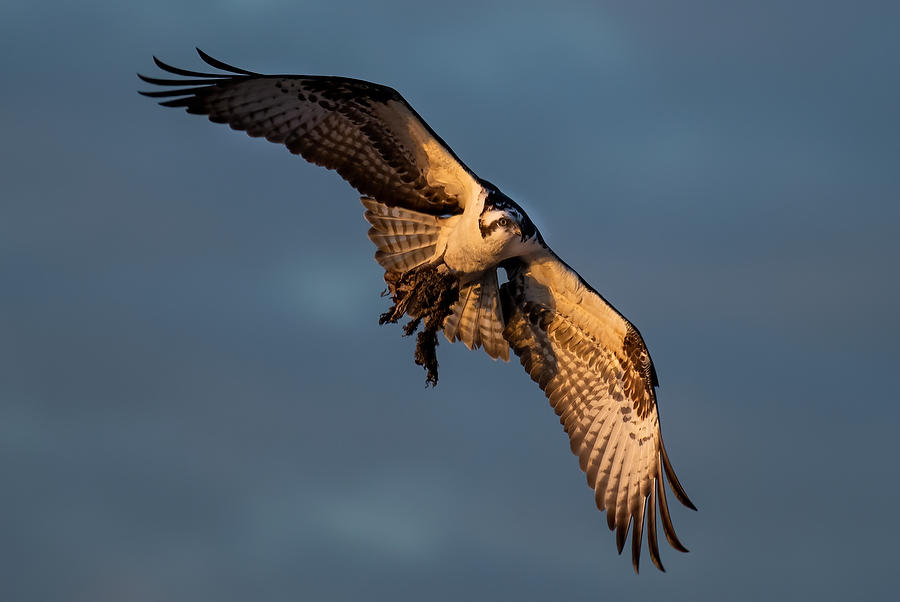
[479,185,541,258]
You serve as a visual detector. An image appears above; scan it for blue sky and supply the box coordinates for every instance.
[2,1,899,600]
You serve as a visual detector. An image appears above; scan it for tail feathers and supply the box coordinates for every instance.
[444,272,510,361]
[363,197,441,272]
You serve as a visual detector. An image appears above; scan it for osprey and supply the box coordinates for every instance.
[139,49,696,572]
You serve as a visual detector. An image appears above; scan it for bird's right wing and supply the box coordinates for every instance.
[139,49,483,215]
[500,248,696,572]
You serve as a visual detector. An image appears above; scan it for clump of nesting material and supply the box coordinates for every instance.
[379,265,459,386]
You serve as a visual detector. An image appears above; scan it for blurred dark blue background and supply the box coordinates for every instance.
[3,1,898,600]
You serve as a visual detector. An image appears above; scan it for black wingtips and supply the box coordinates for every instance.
[195,47,260,76]
[615,517,630,555]
[631,503,645,574]
[139,50,261,83]
[660,438,697,511]
[137,50,263,106]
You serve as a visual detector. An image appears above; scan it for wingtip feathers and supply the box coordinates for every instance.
[196,47,260,76]
[656,454,690,553]
[660,437,697,511]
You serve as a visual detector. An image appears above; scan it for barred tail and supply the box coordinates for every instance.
[443,271,509,361]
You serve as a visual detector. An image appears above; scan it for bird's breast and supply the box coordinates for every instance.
[443,220,503,275]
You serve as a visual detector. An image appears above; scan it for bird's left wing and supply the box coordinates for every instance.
[500,248,696,572]
[139,49,482,215]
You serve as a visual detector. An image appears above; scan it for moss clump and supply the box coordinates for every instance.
[379,265,459,386]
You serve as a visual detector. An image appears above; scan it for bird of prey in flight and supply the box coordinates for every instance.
[139,49,696,573]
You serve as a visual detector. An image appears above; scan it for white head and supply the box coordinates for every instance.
[478,191,542,261]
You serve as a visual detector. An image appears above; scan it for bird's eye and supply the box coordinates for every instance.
[498,217,510,227]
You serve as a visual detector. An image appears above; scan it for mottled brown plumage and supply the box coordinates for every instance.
[140,50,480,215]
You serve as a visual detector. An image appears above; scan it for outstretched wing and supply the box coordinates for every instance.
[500,248,696,573]
[139,49,482,215]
